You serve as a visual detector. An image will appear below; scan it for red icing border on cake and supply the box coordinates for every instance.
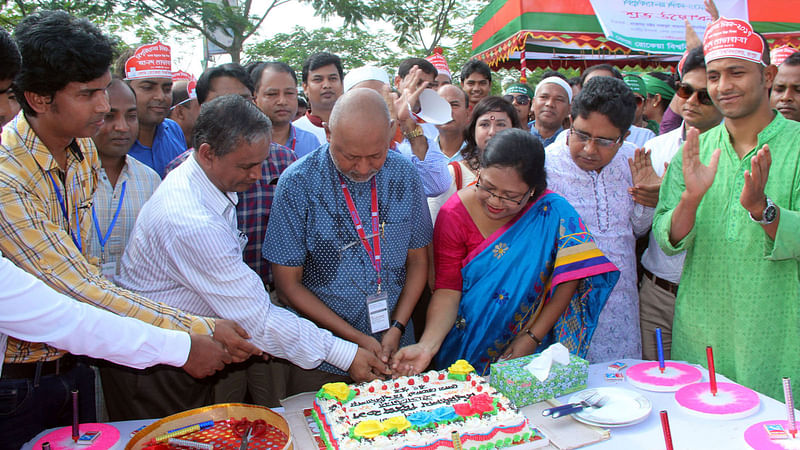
[313,402,340,450]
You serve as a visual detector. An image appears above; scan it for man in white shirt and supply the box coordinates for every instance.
[635,46,723,360]
[293,52,343,143]
[0,251,229,378]
[116,94,389,417]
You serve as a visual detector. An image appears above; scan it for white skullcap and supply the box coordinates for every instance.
[534,77,573,104]
[343,66,390,92]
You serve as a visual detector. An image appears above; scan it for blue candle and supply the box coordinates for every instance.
[656,328,665,373]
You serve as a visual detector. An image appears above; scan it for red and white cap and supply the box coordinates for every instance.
[125,41,172,80]
[703,17,765,66]
[172,70,195,82]
[426,47,451,81]
[186,80,197,100]
[770,45,798,66]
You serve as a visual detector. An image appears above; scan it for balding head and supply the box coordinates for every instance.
[326,88,393,182]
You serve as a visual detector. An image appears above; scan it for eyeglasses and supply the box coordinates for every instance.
[503,94,530,106]
[569,128,623,149]
[675,83,714,106]
[475,178,532,205]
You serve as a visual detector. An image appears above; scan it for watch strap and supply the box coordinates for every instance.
[390,320,406,335]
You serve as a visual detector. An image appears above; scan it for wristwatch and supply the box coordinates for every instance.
[749,196,777,225]
[390,320,406,334]
[403,125,424,140]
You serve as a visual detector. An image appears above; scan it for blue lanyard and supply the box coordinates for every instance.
[47,171,82,252]
[91,180,126,260]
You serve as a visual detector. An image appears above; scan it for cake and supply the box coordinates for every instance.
[490,353,588,407]
[312,360,547,450]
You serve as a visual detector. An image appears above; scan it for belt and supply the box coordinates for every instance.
[643,268,679,296]
[1,355,76,380]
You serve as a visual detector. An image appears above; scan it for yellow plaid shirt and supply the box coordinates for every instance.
[0,114,215,363]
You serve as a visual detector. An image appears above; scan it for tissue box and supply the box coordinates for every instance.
[490,354,588,407]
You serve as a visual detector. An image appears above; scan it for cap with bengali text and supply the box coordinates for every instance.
[172,70,195,82]
[125,41,172,80]
[703,17,765,66]
[770,45,798,66]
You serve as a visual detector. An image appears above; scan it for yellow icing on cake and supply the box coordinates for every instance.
[382,416,411,433]
[449,359,476,376]
[321,382,352,402]
[353,420,385,439]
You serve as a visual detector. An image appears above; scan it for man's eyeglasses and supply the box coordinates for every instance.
[475,178,531,205]
[675,83,714,106]
[569,128,623,149]
[503,94,530,106]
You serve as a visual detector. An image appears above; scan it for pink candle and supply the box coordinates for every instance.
[660,410,674,450]
[785,377,797,438]
[706,346,717,396]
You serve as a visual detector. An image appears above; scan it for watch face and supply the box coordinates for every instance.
[764,204,778,223]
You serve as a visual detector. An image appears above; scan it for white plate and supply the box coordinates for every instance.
[567,387,652,426]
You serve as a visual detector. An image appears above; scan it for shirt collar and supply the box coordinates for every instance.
[186,153,237,216]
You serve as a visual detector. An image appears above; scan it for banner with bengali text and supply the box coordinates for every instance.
[588,0,749,54]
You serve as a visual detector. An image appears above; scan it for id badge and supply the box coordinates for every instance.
[100,260,117,280]
[366,291,390,334]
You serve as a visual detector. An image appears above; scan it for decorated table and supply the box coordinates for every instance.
[22,359,800,450]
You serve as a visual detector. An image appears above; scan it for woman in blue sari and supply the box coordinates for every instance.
[392,129,619,376]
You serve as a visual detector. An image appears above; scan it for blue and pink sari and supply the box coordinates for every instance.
[434,191,620,375]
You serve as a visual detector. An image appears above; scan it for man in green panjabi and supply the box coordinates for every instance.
[654,17,800,408]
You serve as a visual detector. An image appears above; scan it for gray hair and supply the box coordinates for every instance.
[192,94,272,157]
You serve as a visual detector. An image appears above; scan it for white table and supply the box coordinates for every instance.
[23,360,798,449]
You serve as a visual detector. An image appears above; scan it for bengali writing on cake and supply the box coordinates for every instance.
[348,382,474,420]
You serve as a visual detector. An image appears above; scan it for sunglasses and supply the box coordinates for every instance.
[503,94,530,106]
[675,83,714,106]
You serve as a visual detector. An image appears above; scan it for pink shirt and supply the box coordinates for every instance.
[433,194,485,291]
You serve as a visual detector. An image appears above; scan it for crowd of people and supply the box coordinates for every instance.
[0,8,798,449]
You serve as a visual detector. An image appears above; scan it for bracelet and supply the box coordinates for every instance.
[391,320,406,334]
[403,125,424,140]
[525,329,542,346]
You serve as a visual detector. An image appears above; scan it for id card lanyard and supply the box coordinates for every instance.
[339,175,382,292]
[91,180,126,263]
[47,171,82,253]
[339,175,390,333]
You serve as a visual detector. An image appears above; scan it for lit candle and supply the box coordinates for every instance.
[656,328,665,373]
[706,346,717,396]
[784,377,797,439]
[660,410,674,450]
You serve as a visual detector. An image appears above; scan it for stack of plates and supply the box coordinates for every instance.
[566,387,652,428]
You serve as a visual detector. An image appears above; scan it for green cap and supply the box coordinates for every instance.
[640,73,675,101]
[504,83,534,99]
[623,74,647,97]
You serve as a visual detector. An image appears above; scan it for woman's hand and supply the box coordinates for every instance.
[500,331,539,361]
[390,343,436,377]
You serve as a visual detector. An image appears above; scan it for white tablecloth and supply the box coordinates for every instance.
[22,359,799,449]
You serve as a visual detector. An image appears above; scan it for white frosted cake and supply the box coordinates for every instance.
[311,360,547,450]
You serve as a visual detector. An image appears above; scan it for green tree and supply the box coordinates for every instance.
[0,0,116,28]
[245,25,403,74]
[128,0,290,64]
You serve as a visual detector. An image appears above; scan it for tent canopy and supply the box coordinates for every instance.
[472,0,800,71]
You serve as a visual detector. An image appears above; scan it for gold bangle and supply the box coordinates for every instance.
[525,329,542,346]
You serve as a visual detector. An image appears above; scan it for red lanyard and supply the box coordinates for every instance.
[339,175,381,290]
[288,125,297,151]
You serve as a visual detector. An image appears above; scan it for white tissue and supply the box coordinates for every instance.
[524,342,570,382]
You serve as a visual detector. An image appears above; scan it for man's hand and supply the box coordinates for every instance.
[628,148,663,207]
[740,144,772,217]
[213,319,261,363]
[682,127,720,204]
[182,334,231,378]
[348,347,392,382]
[380,327,401,363]
[705,0,720,20]
[390,343,435,377]
[394,65,429,124]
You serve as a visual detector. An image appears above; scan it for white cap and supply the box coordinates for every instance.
[343,66,390,92]
[535,77,573,104]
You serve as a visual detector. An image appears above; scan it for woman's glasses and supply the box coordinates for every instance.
[475,178,531,205]
[503,94,530,106]
[675,83,714,106]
